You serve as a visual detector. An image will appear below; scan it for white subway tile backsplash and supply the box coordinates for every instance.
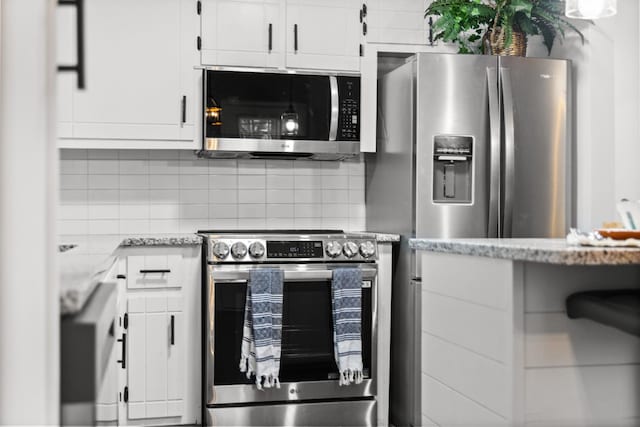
[238,189,266,204]
[88,220,120,235]
[119,190,150,205]
[294,175,322,189]
[119,219,150,234]
[149,159,181,175]
[88,189,119,204]
[119,175,149,189]
[180,159,210,175]
[266,204,294,218]
[294,204,322,218]
[149,189,179,204]
[150,175,180,189]
[238,204,266,218]
[88,205,120,220]
[267,189,295,204]
[239,175,266,189]
[266,160,294,175]
[209,175,237,189]
[60,190,88,205]
[294,189,322,204]
[209,204,238,219]
[88,174,118,189]
[321,175,349,189]
[180,204,208,219]
[88,150,118,160]
[238,159,266,175]
[266,175,294,189]
[61,174,88,190]
[60,160,88,174]
[180,189,208,204]
[179,174,209,189]
[149,204,179,220]
[119,160,149,174]
[209,159,238,174]
[119,204,149,220]
[60,205,88,220]
[88,159,119,174]
[59,150,366,237]
[322,189,349,204]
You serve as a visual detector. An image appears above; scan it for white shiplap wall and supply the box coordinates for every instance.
[58,149,366,237]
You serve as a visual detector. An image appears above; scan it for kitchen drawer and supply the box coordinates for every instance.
[126,254,183,289]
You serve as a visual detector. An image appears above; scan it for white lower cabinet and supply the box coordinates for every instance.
[116,245,201,426]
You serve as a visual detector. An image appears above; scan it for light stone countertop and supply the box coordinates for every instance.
[60,231,394,316]
[409,238,640,265]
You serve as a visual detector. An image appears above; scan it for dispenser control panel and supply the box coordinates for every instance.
[432,135,473,204]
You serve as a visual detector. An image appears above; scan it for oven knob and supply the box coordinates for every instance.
[359,241,376,258]
[248,242,265,259]
[343,241,359,258]
[211,241,230,260]
[325,241,343,258]
[231,242,248,259]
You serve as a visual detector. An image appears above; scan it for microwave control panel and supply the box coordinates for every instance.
[337,77,360,141]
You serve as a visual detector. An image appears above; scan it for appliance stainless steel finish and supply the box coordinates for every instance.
[198,69,360,160]
[199,230,378,426]
[366,53,572,426]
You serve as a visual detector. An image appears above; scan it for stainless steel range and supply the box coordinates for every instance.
[199,230,378,426]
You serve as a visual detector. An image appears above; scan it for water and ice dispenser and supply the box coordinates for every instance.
[432,135,473,204]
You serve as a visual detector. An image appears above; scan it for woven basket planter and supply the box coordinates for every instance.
[483,27,527,56]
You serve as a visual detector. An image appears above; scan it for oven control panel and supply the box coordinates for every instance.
[205,235,377,263]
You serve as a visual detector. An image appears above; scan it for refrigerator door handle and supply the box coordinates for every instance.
[501,67,516,238]
[486,67,500,238]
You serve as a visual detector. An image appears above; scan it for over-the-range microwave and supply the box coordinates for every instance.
[197,69,360,161]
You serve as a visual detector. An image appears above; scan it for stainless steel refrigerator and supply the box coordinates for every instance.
[366,53,572,427]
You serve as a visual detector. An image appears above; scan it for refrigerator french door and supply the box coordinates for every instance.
[367,53,572,427]
[416,54,571,240]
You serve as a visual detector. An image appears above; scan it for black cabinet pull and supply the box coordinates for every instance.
[181,95,186,124]
[268,23,273,52]
[428,17,434,46]
[57,0,86,90]
[117,333,126,369]
[362,22,367,36]
[170,315,175,345]
[294,24,298,52]
[139,269,171,274]
[360,3,367,23]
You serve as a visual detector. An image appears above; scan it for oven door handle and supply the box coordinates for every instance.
[210,267,377,282]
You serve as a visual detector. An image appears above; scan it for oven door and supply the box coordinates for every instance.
[205,264,377,406]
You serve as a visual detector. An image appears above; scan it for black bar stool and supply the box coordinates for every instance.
[566,290,640,337]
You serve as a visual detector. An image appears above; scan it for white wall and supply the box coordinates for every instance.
[0,0,59,424]
[544,0,640,230]
[59,149,366,240]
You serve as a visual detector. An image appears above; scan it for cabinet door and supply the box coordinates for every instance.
[366,0,431,45]
[126,292,184,420]
[59,0,196,144]
[285,0,361,71]
[200,0,282,68]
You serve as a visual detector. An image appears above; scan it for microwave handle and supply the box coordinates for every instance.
[329,76,339,141]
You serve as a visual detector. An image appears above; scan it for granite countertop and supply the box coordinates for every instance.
[59,233,203,316]
[409,238,640,265]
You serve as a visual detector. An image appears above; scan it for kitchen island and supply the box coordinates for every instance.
[410,238,640,427]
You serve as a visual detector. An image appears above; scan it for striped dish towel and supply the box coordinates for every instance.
[239,268,283,390]
[331,268,364,386]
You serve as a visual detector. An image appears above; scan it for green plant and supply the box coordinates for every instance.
[425,0,586,55]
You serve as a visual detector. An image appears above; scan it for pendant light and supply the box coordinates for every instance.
[566,0,617,19]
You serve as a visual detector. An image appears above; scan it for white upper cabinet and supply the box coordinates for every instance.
[284,0,361,71]
[58,0,199,148]
[200,0,362,72]
[200,0,282,68]
[365,0,431,45]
